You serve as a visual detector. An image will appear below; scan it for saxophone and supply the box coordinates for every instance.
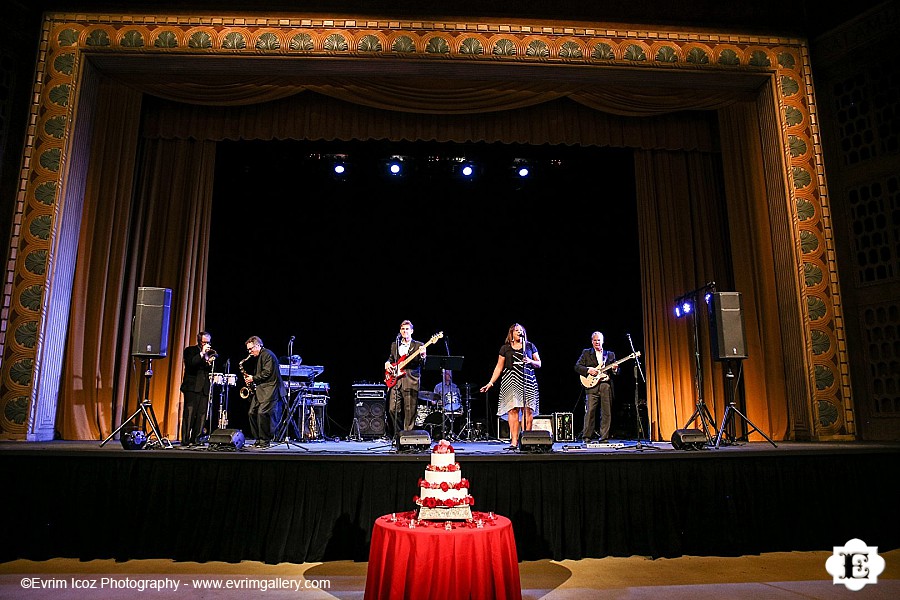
[238,354,256,399]
[307,404,318,439]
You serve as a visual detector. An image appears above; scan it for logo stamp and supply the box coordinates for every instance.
[825,538,885,591]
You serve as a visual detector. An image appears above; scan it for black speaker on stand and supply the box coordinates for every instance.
[101,286,174,449]
[708,291,747,361]
[132,287,172,358]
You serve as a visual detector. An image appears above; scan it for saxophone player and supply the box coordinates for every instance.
[243,335,285,448]
[180,331,216,447]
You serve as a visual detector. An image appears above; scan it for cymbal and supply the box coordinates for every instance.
[418,391,439,402]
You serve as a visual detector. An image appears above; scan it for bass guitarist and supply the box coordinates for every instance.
[384,319,427,433]
[574,331,617,442]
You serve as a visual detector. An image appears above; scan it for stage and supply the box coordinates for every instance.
[2,438,899,566]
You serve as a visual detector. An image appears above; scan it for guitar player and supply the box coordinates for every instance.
[574,331,617,442]
[384,319,427,433]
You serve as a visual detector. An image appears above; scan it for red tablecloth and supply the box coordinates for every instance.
[365,511,522,600]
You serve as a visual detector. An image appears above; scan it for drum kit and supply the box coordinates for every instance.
[415,386,477,441]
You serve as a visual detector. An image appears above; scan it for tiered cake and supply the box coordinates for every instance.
[414,440,474,520]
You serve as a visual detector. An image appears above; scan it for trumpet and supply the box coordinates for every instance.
[238,353,256,399]
[202,344,218,363]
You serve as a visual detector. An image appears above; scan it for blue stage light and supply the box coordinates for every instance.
[386,156,404,176]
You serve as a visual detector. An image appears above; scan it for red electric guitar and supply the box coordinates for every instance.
[384,332,443,388]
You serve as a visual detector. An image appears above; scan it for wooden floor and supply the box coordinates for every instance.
[3,551,899,599]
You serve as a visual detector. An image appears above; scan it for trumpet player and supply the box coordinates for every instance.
[180,331,216,447]
[243,335,284,448]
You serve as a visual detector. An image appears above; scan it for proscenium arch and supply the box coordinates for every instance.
[0,12,851,442]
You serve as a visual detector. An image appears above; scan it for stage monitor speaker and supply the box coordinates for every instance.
[132,287,172,358]
[208,428,245,450]
[671,428,707,450]
[708,291,747,360]
[354,399,386,438]
[399,429,431,451]
[520,430,553,453]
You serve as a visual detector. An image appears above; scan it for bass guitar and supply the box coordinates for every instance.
[384,331,444,388]
[579,351,641,388]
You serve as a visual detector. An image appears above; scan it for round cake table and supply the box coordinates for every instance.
[364,511,522,600]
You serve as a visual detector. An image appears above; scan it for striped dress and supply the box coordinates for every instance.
[496,341,540,419]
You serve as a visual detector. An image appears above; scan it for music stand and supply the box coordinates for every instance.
[424,355,464,440]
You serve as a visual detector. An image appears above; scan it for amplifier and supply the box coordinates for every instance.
[304,395,328,406]
[353,382,387,400]
[530,413,574,442]
[532,415,554,436]
[553,412,575,442]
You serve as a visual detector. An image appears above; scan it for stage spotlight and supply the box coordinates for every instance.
[121,428,148,450]
[512,159,531,178]
[461,164,474,177]
[325,154,349,180]
[385,156,405,176]
[675,298,693,318]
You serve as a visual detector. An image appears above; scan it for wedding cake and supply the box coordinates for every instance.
[414,440,474,520]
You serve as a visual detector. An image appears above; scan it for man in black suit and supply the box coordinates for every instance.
[384,319,427,434]
[180,331,216,447]
[243,335,284,448]
[575,331,617,442]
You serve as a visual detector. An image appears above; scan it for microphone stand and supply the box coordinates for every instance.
[518,331,529,447]
[202,355,216,444]
[273,336,307,451]
[625,333,656,452]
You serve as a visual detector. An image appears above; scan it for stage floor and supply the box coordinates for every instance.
[3,436,898,460]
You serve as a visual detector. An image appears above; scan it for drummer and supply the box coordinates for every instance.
[433,370,462,414]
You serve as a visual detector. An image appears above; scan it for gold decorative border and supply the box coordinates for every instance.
[0,12,851,439]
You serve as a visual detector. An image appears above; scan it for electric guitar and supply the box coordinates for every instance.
[579,351,641,388]
[384,331,444,388]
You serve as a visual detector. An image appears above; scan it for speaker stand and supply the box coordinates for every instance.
[101,359,172,448]
[714,361,776,449]
[714,401,777,448]
[684,398,717,445]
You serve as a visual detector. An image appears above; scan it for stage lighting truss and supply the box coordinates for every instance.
[673,283,716,318]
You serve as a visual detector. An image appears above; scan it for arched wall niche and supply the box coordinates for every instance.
[0,12,851,442]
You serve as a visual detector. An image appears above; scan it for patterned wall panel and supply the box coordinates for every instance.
[0,12,852,439]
